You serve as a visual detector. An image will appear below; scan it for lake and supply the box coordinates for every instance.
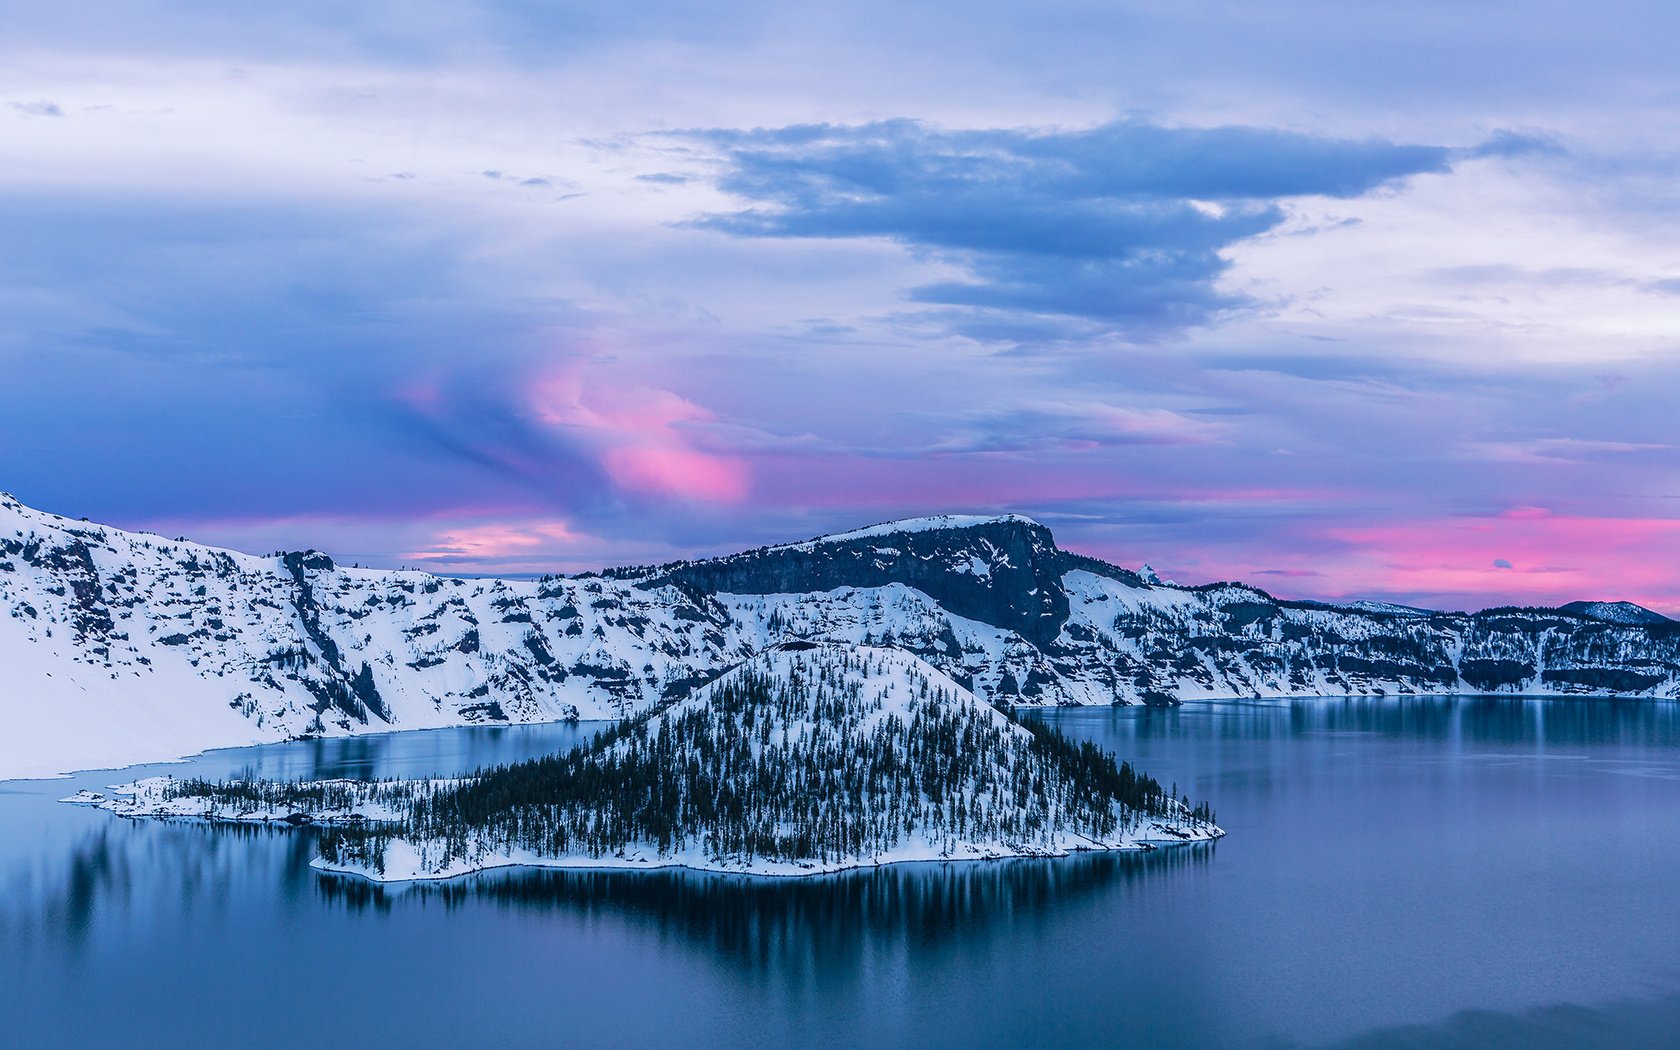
[5,696,1680,1048]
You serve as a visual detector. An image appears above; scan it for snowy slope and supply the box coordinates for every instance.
[4,492,1679,779]
[772,514,1043,549]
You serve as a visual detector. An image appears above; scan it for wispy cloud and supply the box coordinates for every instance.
[9,99,63,117]
[1466,437,1672,464]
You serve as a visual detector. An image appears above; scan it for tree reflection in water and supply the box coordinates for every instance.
[11,793,1213,972]
[317,844,1216,969]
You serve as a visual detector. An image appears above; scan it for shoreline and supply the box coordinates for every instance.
[62,777,1223,885]
[308,833,1224,886]
[12,689,1676,786]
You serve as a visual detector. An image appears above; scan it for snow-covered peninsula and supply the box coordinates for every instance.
[66,645,1222,882]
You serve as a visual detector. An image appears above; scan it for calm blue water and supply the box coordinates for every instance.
[5,697,1680,1049]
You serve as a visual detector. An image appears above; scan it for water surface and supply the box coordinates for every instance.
[4,697,1680,1048]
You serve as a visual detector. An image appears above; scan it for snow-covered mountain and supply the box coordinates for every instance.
[1559,600,1673,626]
[4,492,1679,778]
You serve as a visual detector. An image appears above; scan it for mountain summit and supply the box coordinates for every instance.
[633,513,1084,647]
[1560,600,1672,626]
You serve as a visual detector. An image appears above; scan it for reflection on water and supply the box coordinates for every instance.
[4,696,1680,1049]
[1044,694,1680,750]
[1,819,316,955]
[1302,694,1680,748]
[1333,994,1680,1050]
[317,845,1216,969]
[10,796,1214,972]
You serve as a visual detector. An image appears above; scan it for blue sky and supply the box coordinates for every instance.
[4,1,1679,612]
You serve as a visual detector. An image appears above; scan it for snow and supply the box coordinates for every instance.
[776,514,1041,550]
[309,827,1212,884]
[61,776,423,824]
[1563,600,1672,625]
[68,645,1222,883]
[1342,599,1434,618]
[4,491,1677,782]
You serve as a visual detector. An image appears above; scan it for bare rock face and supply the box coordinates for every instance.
[638,516,1079,646]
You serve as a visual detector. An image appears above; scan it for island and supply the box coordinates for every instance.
[66,643,1222,882]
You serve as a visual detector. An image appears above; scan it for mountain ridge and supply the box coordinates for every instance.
[4,494,1678,780]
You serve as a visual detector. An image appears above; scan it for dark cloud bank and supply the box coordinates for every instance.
[682,120,1543,339]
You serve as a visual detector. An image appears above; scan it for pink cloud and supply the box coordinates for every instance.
[604,446,748,501]
[404,520,581,562]
[530,370,748,502]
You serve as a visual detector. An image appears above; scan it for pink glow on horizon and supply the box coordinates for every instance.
[404,520,582,563]
[125,458,1676,615]
[1147,512,1680,615]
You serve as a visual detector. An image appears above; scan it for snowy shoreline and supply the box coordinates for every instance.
[62,776,1220,884]
[308,833,1220,885]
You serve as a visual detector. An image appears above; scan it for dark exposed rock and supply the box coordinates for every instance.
[641,518,1076,645]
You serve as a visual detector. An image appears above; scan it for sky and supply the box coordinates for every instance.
[3,1,1678,614]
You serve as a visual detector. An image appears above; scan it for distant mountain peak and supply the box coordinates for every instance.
[1344,599,1436,618]
[1561,600,1672,625]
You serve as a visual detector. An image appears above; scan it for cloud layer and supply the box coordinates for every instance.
[2,2,1678,613]
[687,120,1458,335]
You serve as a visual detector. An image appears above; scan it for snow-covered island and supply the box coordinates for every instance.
[66,644,1222,882]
